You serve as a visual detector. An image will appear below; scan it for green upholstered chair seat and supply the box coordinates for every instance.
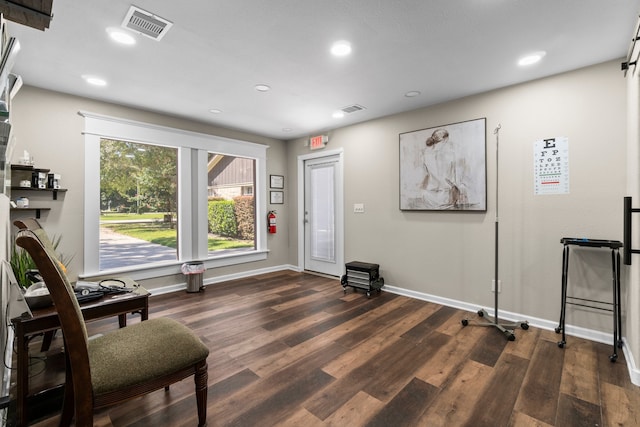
[88,317,209,395]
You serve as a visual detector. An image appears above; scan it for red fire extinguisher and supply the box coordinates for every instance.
[268,210,277,234]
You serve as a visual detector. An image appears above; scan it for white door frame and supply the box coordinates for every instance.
[297,148,344,274]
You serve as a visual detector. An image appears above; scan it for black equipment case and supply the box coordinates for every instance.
[341,261,384,298]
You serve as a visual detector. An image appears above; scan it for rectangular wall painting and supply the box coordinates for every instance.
[400,118,486,211]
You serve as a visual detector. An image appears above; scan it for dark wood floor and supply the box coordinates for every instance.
[25,270,640,426]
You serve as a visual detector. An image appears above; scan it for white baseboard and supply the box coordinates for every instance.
[623,338,640,386]
[383,283,640,386]
[148,264,300,296]
[148,267,640,386]
[383,284,612,343]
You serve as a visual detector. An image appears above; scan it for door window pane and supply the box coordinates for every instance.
[310,164,335,262]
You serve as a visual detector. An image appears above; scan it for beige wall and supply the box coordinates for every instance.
[8,86,290,289]
[287,60,627,335]
[9,60,635,371]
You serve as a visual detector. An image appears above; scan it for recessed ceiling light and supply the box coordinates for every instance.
[82,75,107,86]
[405,91,421,98]
[209,109,222,114]
[282,128,293,132]
[106,27,136,45]
[332,111,345,119]
[255,84,271,92]
[331,40,352,57]
[518,51,546,67]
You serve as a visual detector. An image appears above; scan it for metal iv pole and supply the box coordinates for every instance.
[461,124,529,340]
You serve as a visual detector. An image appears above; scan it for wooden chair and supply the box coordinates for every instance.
[13,218,43,232]
[13,218,61,351]
[15,229,209,426]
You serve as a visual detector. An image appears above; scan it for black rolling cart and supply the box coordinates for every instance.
[341,261,384,298]
[556,237,622,362]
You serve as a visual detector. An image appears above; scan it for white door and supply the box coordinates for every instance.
[303,153,343,276]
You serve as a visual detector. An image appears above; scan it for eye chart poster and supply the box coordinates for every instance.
[534,137,569,195]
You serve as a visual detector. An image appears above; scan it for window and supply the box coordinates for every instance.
[81,112,268,280]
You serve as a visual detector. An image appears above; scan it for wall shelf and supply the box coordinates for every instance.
[10,207,50,219]
[10,164,48,174]
[9,186,67,200]
[9,165,67,219]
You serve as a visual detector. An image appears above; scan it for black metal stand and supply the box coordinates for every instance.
[461,124,529,340]
[555,238,622,362]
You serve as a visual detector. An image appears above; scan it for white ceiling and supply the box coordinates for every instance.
[5,1,640,140]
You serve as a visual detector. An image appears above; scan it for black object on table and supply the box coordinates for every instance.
[556,237,622,362]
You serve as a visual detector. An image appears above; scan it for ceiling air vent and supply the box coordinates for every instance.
[122,6,173,41]
[341,104,366,114]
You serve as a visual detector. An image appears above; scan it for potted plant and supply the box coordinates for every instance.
[9,244,36,289]
[10,234,74,309]
[11,235,74,285]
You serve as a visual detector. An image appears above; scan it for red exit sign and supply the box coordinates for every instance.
[310,135,328,150]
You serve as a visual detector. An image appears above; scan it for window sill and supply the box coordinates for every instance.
[80,250,268,281]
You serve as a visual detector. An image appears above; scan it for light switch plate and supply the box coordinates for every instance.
[354,203,365,213]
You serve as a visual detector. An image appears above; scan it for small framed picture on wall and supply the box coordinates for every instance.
[270,191,284,204]
[270,174,284,189]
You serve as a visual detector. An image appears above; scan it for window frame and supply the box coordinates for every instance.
[80,111,268,280]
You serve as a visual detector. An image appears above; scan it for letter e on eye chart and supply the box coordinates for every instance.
[534,137,569,195]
